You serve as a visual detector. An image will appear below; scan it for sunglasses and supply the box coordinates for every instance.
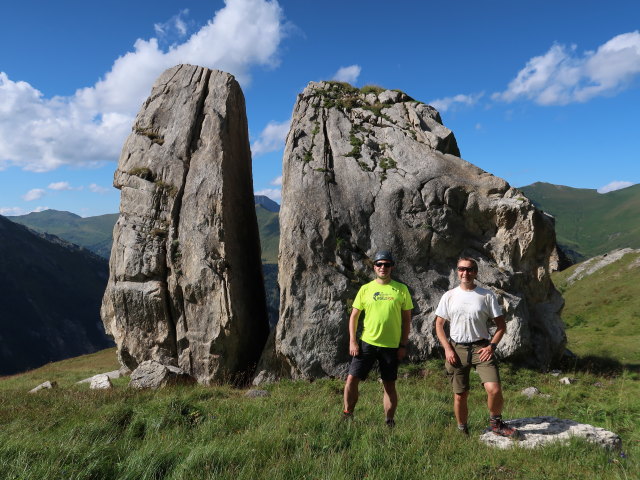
[457,266,477,273]
[374,262,393,268]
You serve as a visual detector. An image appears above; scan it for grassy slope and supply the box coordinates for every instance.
[0,349,638,479]
[255,204,279,264]
[552,251,640,364]
[520,182,640,258]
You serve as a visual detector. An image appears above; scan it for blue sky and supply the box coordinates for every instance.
[1,0,639,217]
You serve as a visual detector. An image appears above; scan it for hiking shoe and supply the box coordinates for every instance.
[490,419,521,439]
[341,411,354,421]
[385,418,396,428]
[458,424,469,435]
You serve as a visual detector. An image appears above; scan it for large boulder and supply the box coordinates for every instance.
[101,65,269,384]
[272,81,565,379]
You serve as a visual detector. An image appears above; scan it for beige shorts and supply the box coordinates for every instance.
[445,340,501,394]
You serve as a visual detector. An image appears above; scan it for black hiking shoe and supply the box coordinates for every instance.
[458,424,469,435]
[385,418,396,428]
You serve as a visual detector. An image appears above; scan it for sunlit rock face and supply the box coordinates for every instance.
[272,82,564,379]
[102,64,269,384]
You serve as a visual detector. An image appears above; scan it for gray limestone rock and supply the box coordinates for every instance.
[521,386,540,398]
[479,416,622,450]
[90,374,113,390]
[28,381,57,393]
[77,369,127,384]
[269,81,565,379]
[560,376,577,384]
[101,64,269,384]
[129,360,194,389]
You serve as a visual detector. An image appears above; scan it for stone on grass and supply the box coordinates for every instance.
[550,369,562,376]
[521,387,540,398]
[245,389,270,398]
[129,360,194,389]
[90,374,113,390]
[479,416,621,450]
[77,369,127,384]
[28,381,57,393]
[559,377,577,384]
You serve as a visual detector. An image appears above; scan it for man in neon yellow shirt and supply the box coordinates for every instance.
[343,251,413,427]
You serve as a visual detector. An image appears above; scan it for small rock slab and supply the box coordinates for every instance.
[129,360,194,389]
[28,381,57,393]
[77,369,127,384]
[479,416,621,450]
[245,389,270,398]
[559,377,577,384]
[90,374,113,390]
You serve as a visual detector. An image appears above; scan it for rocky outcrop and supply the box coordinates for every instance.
[565,248,639,286]
[479,417,621,450]
[272,82,565,379]
[101,65,269,384]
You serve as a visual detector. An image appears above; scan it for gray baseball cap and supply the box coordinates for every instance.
[373,250,394,263]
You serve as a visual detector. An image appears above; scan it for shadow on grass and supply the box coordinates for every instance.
[558,354,640,376]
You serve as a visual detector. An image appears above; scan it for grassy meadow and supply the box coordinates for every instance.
[1,348,638,480]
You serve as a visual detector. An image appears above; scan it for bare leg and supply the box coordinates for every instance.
[382,380,398,420]
[453,391,469,425]
[343,375,360,413]
[484,382,503,416]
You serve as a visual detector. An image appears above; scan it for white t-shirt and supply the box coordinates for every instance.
[435,286,503,343]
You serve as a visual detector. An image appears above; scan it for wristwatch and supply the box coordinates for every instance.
[489,342,498,350]
[399,344,407,348]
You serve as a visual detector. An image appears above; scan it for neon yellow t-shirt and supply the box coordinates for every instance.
[352,279,413,348]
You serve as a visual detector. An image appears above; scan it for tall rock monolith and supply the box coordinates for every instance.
[101,64,269,384]
[273,82,565,379]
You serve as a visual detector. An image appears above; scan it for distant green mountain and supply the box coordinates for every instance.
[10,210,118,259]
[256,205,279,264]
[551,249,640,365]
[520,182,640,260]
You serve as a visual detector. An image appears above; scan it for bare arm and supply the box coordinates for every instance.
[477,315,506,362]
[398,309,411,360]
[348,308,362,356]
[435,315,459,366]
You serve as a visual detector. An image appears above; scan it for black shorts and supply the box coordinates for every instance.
[348,340,399,381]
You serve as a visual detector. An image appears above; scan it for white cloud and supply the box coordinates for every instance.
[270,175,282,186]
[22,188,46,201]
[494,31,640,105]
[251,119,290,156]
[154,9,190,38]
[0,206,26,216]
[48,181,72,191]
[429,92,484,113]
[597,180,634,193]
[88,183,110,194]
[332,65,361,84]
[0,0,286,172]
[255,188,281,202]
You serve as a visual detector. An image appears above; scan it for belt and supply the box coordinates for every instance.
[452,339,488,347]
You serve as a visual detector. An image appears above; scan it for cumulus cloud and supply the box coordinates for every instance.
[493,31,640,105]
[270,175,282,186]
[154,9,190,38]
[0,206,26,216]
[0,0,286,172]
[332,65,361,83]
[255,188,281,202]
[251,119,290,156]
[597,180,634,193]
[429,92,484,112]
[48,181,73,191]
[22,188,46,201]
[88,183,110,194]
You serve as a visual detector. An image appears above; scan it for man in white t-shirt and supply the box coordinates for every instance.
[435,257,520,438]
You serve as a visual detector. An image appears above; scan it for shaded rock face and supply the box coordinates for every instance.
[274,82,565,378]
[101,65,269,384]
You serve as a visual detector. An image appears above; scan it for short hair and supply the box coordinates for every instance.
[457,257,478,271]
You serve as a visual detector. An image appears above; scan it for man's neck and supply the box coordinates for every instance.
[376,277,392,285]
[459,281,476,291]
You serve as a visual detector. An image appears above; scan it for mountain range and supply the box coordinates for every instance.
[0,215,113,375]
[520,182,640,262]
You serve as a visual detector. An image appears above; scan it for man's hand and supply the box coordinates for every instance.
[445,347,459,366]
[397,346,406,361]
[477,345,494,362]
[349,340,360,357]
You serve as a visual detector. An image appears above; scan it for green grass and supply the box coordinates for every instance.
[1,350,637,479]
[552,251,640,365]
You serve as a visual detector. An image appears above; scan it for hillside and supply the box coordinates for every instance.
[9,210,118,259]
[552,248,640,365]
[0,215,114,375]
[520,182,640,260]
